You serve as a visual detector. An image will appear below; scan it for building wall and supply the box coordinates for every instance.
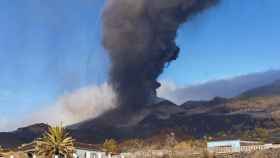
[75,149,106,158]
[207,140,241,153]
[208,140,280,154]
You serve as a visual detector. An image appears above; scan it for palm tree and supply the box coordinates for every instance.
[35,125,75,158]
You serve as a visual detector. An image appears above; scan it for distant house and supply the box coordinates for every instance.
[207,140,241,153]
[207,139,280,154]
[74,142,106,158]
[18,142,36,158]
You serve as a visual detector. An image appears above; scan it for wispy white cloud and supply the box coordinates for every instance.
[2,83,117,131]
[0,117,8,131]
[158,70,280,104]
[25,83,117,126]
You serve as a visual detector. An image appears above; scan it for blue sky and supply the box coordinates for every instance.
[0,0,280,129]
[162,0,280,85]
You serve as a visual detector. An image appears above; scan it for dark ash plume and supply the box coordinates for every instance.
[102,0,218,110]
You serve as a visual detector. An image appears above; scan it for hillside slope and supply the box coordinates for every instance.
[239,80,280,99]
[0,123,49,148]
[1,80,280,148]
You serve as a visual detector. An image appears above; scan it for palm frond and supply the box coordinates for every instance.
[35,125,75,158]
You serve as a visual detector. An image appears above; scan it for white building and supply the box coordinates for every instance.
[18,142,119,158]
[74,146,106,158]
[207,140,241,153]
[207,140,280,154]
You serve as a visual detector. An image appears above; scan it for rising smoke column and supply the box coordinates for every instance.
[102,0,218,110]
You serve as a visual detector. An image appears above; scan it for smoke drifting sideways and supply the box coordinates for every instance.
[15,83,117,131]
[102,0,219,110]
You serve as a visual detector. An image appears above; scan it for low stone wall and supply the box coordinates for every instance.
[239,149,280,158]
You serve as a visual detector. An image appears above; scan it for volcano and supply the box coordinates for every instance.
[2,80,280,148]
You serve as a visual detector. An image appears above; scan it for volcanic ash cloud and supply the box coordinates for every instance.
[102,0,218,110]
